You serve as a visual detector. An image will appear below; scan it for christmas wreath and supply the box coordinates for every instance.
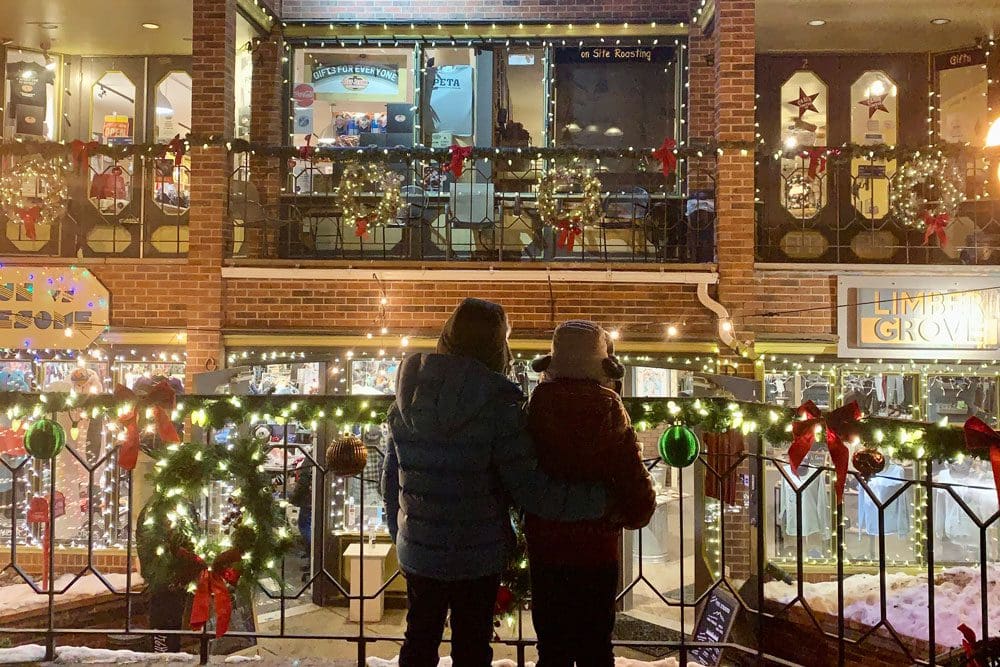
[537,167,603,252]
[0,157,68,240]
[335,164,403,237]
[890,155,965,245]
[137,435,294,637]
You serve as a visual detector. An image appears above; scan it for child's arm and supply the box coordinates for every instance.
[606,401,657,530]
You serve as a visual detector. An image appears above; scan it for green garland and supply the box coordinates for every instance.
[137,435,295,592]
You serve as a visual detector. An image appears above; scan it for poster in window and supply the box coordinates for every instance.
[429,65,474,136]
[350,359,399,396]
[632,366,670,398]
[103,114,133,145]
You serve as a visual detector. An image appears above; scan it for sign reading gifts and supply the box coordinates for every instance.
[311,63,400,96]
[838,276,1000,360]
[0,267,110,350]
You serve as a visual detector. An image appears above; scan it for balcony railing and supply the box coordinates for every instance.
[756,149,1000,265]
[227,149,717,264]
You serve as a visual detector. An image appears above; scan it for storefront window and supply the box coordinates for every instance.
[4,50,58,141]
[151,72,192,217]
[842,373,917,418]
[764,373,795,406]
[849,71,897,221]
[930,459,1000,564]
[779,71,827,219]
[422,47,477,147]
[235,13,255,141]
[844,460,918,564]
[88,71,136,253]
[926,375,997,426]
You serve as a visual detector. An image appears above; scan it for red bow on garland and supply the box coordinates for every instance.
[922,211,949,247]
[180,548,242,638]
[962,417,1000,508]
[957,623,982,667]
[113,380,180,470]
[789,400,861,503]
[167,135,186,167]
[555,218,582,252]
[652,138,678,178]
[447,145,474,180]
[805,148,839,180]
[298,134,315,160]
[354,217,369,237]
[16,206,41,240]
[69,140,100,173]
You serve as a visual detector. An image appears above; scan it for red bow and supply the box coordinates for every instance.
[922,211,949,247]
[652,138,677,178]
[16,206,41,240]
[113,380,180,470]
[354,217,369,237]
[167,135,186,167]
[789,401,860,503]
[962,417,1000,508]
[958,624,981,667]
[69,140,100,173]
[182,548,242,638]
[448,145,473,180]
[805,148,838,180]
[555,219,582,252]
[298,134,315,160]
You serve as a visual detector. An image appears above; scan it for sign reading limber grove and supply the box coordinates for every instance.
[838,276,1000,360]
[0,267,110,350]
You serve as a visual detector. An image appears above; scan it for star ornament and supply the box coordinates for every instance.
[788,87,820,118]
[859,93,889,118]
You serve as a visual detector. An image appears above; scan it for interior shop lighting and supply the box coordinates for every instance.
[807,19,826,27]
[142,22,161,30]
[930,18,951,25]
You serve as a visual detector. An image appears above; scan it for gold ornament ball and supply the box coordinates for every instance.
[326,434,368,477]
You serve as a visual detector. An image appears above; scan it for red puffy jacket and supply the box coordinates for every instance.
[524,379,656,567]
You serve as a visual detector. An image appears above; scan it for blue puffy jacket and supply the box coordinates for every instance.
[380,353,607,581]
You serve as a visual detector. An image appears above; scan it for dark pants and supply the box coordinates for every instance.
[400,572,500,667]
[149,588,187,653]
[530,562,618,667]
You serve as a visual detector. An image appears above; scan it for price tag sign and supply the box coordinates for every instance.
[27,496,49,523]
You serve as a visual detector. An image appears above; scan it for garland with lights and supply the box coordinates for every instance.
[335,164,403,237]
[0,157,68,240]
[890,154,965,233]
[537,167,603,251]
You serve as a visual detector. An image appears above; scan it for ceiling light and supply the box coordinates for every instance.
[807,19,826,27]
[930,18,951,25]
[39,24,58,30]
[141,22,161,30]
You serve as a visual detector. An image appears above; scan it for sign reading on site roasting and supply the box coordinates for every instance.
[0,266,110,350]
[838,276,1000,360]
[554,46,674,64]
[689,587,738,667]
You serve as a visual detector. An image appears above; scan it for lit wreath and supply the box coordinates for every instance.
[336,164,403,237]
[0,157,68,240]
[136,436,295,637]
[890,155,965,229]
[537,167,602,251]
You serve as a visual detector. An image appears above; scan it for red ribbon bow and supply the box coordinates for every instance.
[113,380,181,470]
[69,140,100,173]
[555,218,582,252]
[16,206,41,240]
[652,138,678,178]
[958,624,982,667]
[805,147,839,180]
[962,417,1000,508]
[789,400,861,503]
[298,134,315,160]
[922,211,949,247]
[447,145,473,180]
[354,217,369,237]
[182,548,242,638]
[167,135,186,167]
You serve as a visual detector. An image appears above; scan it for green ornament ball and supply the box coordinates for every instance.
[24,419,66,460]
[658,425,700,468]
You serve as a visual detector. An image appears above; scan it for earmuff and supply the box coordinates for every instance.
[531,355,552,373]
[603,355,626,381]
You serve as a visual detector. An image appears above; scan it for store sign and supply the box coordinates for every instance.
[838,276,1000,360]
[311,63,400,96]
[554,46,673,64]
[934,48,987,71]
[0,267,110,350]
[293,83,315,108]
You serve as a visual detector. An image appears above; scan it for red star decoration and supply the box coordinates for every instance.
[859,94,889,118]
[787,87,820,118]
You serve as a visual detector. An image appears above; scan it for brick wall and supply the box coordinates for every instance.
[745,270,837,338]
[280,0,690,22]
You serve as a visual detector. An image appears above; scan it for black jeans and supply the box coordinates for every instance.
[400,572,500,667]
[530,562,619,667]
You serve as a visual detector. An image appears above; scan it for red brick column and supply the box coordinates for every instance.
[187,0,236,387]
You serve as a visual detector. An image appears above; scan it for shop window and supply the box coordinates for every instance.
[930,459,1000,564]
[422,47,477,148]
[937,53,991,196]
[87,71,137,255]
[235,13,255,141]
[764,373,795,406]
[849,71,897,221]
[349,358,400,396]
[842,373,917,419]
[496,48,545,149]
[4,50,58,141]
[926,375,997,426]
[779,71,828,219]
[151,72,192,217]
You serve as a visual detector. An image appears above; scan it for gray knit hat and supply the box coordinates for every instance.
[437,298,513,375]
[531,320,625,383]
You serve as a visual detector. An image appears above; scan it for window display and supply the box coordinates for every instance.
[932,459,1000,562]
[350,358,399,395]
[88,72,136,219]
[422,47,476,146]
[842,373,916,418]
[152,72,192,215]
[845,460,916,563]
[779,71,827,219]
[4,51,57,140]
[849,71,897,221]
[926,375,996,426]
[235,13,255,141]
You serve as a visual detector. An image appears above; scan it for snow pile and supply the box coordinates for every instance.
[0,573,143,615]
[0,644,45,663]
[764,564,1000,648]
[51,646,194,663]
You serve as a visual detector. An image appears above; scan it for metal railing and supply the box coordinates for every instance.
[0,394,995,666]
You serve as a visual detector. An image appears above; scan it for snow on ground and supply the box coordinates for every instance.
[764,564,1000,648]
[0,644,192,664]
[0,572,144,614]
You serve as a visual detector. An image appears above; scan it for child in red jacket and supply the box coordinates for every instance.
[526,320,657,667]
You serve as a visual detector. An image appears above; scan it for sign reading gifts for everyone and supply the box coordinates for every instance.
[838,276,1000,360]
[0,266,110,350]
[310,63,400,96]
[554,46,674,64]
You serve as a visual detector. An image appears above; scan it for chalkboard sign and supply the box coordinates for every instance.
[689,587,739,667]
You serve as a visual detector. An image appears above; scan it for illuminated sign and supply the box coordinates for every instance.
[838,276,1000,360]
[0,267,110,350]
[310,63,400,96]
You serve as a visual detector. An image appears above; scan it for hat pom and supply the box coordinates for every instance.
[531,355,552,374]
[603,355,625,381]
